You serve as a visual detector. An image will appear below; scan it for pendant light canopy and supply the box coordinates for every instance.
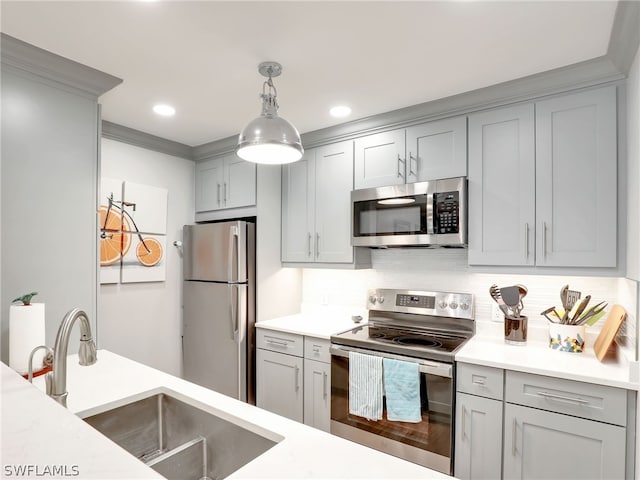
[236,62,304,165]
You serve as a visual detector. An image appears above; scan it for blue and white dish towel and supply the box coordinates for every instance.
[382,358,421,423]
[348,351,383,420]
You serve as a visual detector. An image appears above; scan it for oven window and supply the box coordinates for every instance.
[330,355,452,458]
[353,195,428,236]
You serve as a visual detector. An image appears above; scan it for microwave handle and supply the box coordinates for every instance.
[426,193,435,235]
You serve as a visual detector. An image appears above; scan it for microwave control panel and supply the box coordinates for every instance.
[434,191,459,234]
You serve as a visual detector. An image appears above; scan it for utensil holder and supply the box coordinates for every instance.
[504,315,527,345]
[549,323,586,353]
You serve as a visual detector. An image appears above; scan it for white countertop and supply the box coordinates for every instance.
[456,323,639,390]
[2,350,449,479]
[256,309,364,339]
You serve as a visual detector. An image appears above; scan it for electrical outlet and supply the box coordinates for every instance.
[321,292,330,305]
[491,303,504,322]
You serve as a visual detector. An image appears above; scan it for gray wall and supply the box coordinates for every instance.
[1,68,99,359]
[0,34,121,365]
[99,138,194,376]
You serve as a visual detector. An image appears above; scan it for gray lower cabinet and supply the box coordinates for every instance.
[455,364,635,480]
[455,363,505,480]
[503,403,626,479]
[455,392,503,480]
[256,330,304,422]
[256,330,332,430]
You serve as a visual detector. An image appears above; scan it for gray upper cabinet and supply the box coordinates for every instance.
[354,116,467,189]
[195,154,256,213]
[468,86,617,268]
[406,116,467,182]
[282,141,368,266]
[535,86,617,267]
[468,104,536,266]
[354,129,406,189]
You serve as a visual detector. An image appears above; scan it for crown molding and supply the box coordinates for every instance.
[101,121,194,160]
[607,0,640,75]
[1,33,122,99]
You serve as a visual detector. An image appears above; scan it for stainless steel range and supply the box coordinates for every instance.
[330,288,474,475]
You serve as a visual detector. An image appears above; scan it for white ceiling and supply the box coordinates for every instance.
[1,1,618,148]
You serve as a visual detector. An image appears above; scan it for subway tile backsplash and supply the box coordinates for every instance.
[302,248,637,361]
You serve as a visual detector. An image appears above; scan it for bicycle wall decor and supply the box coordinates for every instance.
[99,178,168,284]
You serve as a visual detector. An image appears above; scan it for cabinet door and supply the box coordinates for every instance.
[195,158,224,212]
[281,149,315,262]
[535,86,617,267]
[454,392,503,480]
[224,155,256,209]
[256,349,303,422]
[406,116,467,183]
[468,104,535,266]
[503,403,626,480]
[303,359,330,432]
[315,141,354,263]
[354,129,406,189]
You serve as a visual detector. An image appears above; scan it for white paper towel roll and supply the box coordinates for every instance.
[9,303,46,374]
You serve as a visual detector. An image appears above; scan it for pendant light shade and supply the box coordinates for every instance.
[236,62,303,165]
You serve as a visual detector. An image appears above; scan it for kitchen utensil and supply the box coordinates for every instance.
[489,285,511,317]
[575,301,607,326]
[500,286,521,317]
[569,295,590,324]
[565,288,582,311]
[594,305,627,361]
[540,307,560,323]
[559,285,569,311]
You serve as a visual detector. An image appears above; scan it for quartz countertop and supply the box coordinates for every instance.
[2,350,449,479]
[256,308,365,339]
[456,323,639,390]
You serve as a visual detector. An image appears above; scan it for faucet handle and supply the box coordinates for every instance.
[27,345,54,383]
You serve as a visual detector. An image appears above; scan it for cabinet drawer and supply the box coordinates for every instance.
[304,337,331,363]
[256,329,303,357]
[505,370,627,426]
[457,363,504,400]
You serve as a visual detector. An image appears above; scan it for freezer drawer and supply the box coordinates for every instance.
[183,281,247,401]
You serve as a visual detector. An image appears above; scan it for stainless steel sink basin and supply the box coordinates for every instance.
[83,391,281,480]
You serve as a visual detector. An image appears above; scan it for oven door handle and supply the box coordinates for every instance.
[330,345,452,378]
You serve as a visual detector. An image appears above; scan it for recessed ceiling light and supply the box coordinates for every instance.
[330,105,352,118]
[153,104,175,116]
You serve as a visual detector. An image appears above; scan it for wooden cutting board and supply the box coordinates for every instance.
[593,304,627,361]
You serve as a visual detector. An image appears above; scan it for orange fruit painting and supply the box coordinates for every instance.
[99,206,132,266]
[136,237,163,267]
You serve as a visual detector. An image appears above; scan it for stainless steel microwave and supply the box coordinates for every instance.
[351,177,467,247]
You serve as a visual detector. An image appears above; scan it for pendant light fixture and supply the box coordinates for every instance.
[236,61,304,165]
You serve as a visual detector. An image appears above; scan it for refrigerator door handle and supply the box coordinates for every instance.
[228,225,239,282]
[229,284,247,343]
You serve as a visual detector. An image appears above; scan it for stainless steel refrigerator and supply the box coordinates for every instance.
[182,220,256,404]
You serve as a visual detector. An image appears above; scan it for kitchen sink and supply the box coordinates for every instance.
[83,391,281,480]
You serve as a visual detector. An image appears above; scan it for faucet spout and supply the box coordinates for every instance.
[46,308,97,407]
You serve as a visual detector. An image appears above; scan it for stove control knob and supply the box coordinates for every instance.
[377,296,385,304]
[449,301,459,309]
[438,300,448,309]
[460,302,470,311]
[369,295,377,305]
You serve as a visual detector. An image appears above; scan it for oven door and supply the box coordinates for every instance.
[330,345,453,475]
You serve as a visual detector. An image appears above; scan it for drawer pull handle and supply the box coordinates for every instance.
[536,391,589,405]
[471,376,486,386]
[295,365,300,391]
[312,346,321,353]
[266,339,288,348]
